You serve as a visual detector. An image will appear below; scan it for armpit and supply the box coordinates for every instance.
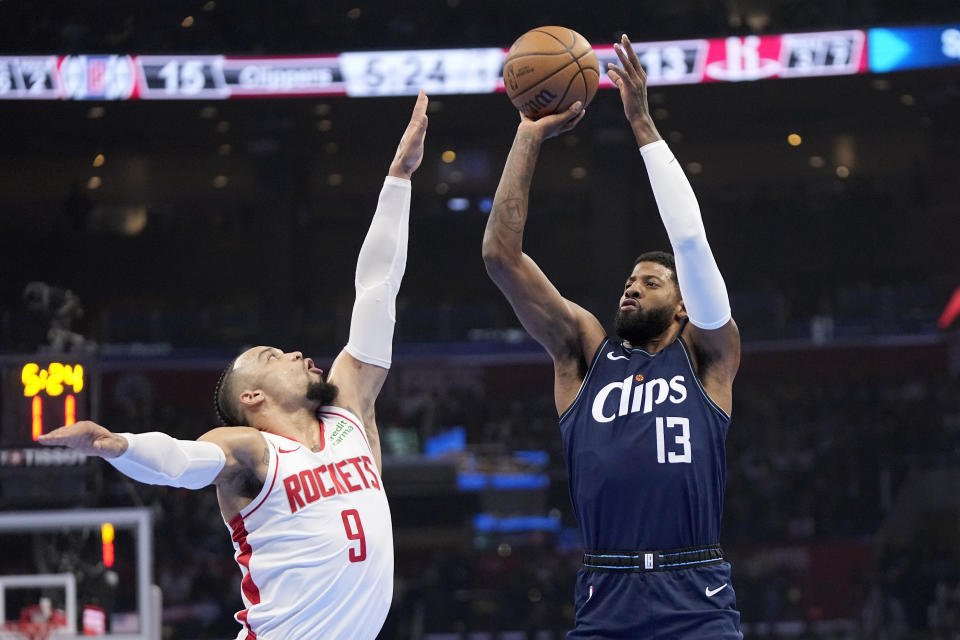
[223,462,264,500]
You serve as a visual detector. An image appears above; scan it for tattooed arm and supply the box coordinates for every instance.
[198,426,270,522]
[39,421,267,522]
[481,104,606,414]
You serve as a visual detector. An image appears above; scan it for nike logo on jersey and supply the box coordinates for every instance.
[278,447,300,454]
[606,352,629,361]
[705,583,728,597]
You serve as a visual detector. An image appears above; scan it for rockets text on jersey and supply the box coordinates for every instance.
[226,406,393,640]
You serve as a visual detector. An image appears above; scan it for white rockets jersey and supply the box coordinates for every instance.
[225,406,393,640]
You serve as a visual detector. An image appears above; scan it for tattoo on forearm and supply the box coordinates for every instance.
[486,130,541,239]
[518,131,542,152]
[492,198,527,233]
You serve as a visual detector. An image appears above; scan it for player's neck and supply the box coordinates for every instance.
[622,325,681,354]
[257,407,323,449]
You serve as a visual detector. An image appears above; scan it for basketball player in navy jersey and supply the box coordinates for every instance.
[482,35,742,638]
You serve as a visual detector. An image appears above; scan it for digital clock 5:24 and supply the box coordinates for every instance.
[20,362,85,440]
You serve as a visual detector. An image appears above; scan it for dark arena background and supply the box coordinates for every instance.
[1,1,959,638]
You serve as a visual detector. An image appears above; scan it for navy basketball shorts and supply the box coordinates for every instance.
[567,562,742,639]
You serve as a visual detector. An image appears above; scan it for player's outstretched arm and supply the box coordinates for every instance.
[329,90,428,468]
[482,105,605,412]
[609,34,740,412]
[37,420,130,458]
[38,420,267,490]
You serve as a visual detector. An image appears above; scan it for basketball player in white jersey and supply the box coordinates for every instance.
[38,91,430,640]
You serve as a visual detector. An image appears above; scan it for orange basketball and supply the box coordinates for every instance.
[503,26,599,120]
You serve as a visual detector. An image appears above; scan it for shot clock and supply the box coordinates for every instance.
[0,357,94,505]
[22,361,85,439]
[0,358,92,447]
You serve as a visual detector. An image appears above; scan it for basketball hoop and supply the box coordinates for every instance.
[0,621,63,640]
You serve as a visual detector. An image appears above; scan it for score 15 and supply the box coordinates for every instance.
[137,56,228,99]
[21,362,85,440]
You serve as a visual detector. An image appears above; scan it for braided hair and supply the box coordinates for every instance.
[213,359,244,427]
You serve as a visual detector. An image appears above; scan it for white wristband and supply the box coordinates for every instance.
[108,432,226,489]
[345,176,411,368]
[640,140,731,330]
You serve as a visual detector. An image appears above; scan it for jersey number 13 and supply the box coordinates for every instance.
[655,416,691,464]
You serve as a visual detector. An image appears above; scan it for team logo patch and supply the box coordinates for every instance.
[329,419,354,446]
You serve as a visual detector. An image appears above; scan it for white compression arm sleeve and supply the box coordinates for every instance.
[640,140,731,330]
[107,432,226,489]
[345,176,411,368]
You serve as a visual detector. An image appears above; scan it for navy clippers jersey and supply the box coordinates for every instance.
[560,336,731,551]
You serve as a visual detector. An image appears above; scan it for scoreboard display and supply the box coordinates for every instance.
[1,358,92,447]
[0,357,94,506]
[0,23,956,101]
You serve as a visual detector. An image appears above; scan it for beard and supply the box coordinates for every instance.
[614,303,676,345]
[306,379,339,407]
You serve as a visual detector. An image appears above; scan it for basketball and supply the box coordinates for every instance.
[503,26,600,120]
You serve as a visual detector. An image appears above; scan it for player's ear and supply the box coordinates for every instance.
[675,299,688,322]
[239,389,265,410]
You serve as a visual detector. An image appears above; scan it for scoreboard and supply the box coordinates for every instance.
[0,357,95,505]
[0,24,956,101]
[1,357,92,447]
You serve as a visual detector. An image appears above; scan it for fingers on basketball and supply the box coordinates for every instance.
[534,102,581,134]
[552,101,582,123]
[503,26,599,120]
[562,109,586,132]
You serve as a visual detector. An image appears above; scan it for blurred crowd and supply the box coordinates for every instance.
[4,119,957,353]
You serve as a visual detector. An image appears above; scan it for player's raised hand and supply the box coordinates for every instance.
[389,90,429,180]
[607,34,661,145]
[37,420,128,458]
[518,100,586,141]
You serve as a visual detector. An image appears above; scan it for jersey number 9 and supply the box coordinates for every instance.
[340,509,367,562]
